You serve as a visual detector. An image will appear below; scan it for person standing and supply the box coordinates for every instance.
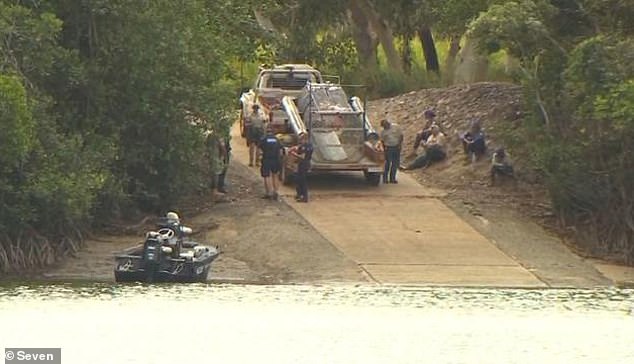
[380,119,403,184]
[246,104,265,167]
[205,130,230,196]
[292,132,313,202]
[258,126,283,200]
[216,134,231,194]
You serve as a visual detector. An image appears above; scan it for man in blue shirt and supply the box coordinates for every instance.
[293,132,313,203]
[461,118,486,163]
[258,126,283,200]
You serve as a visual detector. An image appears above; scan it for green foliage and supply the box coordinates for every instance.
[38,0,248,212]
[0,0,254,257]
[430,0,489,37]
[0,75,33,171]
[468,0,634,261]
[565,36,634,113]
[583,0,634,36]
[594,80,634,134]
[468,0,558,61]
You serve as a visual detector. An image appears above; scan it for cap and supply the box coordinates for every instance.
[424,109,436,118]
[166,211,179,221]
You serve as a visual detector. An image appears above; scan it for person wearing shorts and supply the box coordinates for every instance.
[258,127,282,200]
[246,104,265,166]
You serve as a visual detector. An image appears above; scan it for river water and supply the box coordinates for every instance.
[1,283,633,364]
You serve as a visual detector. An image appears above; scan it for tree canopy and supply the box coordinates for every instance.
[1,0,633,271]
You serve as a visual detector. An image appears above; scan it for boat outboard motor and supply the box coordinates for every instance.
[143,232,162,266]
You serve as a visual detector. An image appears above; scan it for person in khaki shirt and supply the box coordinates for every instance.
[402,124,447,170]
[380,119,404,183]
[246,104,266,166]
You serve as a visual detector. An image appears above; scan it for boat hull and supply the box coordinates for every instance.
[114,246,219,283]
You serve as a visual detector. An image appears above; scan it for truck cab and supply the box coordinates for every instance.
[239,64,323,137]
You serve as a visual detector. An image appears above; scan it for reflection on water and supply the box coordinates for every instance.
[1,283,633,364]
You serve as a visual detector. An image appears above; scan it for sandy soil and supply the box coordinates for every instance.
[45,161,366,284]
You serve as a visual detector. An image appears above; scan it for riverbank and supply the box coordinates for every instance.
[43,159,365,284]
[41,122,634,287]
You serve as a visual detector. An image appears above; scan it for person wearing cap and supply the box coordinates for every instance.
[402,124,447,170]
[380,119,404,183]
[163,211,192,257]
[290,132,313,202]
[461,118,486,163]
[258,125,283,200]
[412,109,436,153]
[491,147,514,185]
[165,211,193,236]
[246,104,266,167]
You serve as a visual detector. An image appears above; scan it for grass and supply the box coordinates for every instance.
[233,35,519,100]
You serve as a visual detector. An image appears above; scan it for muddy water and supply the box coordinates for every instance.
[1,283,633,364]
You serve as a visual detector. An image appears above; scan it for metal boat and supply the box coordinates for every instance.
[114,220,220,283]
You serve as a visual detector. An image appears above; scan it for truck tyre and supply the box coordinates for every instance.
[365,171,381,186]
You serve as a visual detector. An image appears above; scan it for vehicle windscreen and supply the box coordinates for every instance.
[260,72,319,90]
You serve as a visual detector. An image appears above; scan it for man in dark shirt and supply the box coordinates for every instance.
[293,132,313,203]
[461,118,486,163]
[258,126,283,200]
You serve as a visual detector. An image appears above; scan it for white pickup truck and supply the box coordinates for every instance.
[239,64,323,137]
[239,64,384,185]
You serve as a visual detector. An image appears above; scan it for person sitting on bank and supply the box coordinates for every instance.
[491,147,515,185]
[460,118,486,163]
[380,119,404,184]
[402,124,447,170]
[246,104,266,167]
[413,109,436,152]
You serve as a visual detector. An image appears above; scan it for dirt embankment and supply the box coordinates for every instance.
[365,82,634,284]
[366,82,570,256]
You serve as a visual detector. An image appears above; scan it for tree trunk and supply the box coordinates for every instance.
[401,33,413,74]
[444,36,461,83]
[454,38,489,83]
[350,0,402,73]
[418,26,439,74]
[348,0,378,72]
